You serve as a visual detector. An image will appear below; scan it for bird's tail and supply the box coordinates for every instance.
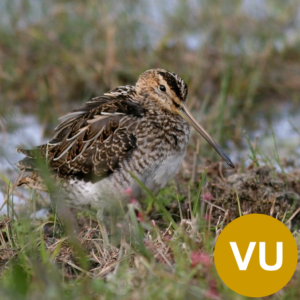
[16,147,48,191]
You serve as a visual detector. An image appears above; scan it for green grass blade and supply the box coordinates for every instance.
[192,169,207,216]
[130,172,177,229]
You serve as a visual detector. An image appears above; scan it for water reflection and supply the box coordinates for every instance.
[0,113,46,212]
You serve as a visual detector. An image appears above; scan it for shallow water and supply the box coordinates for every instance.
[0,113,45,172]
[0,113,46,213]
[230,102,300,167]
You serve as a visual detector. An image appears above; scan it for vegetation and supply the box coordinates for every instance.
[0,1,300,299]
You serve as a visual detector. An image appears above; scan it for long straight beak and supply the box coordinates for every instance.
[178,103,235,168]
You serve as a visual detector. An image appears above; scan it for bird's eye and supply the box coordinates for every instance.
[159,85,166,92]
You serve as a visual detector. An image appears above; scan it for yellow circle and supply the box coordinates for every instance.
[214,214,298,297]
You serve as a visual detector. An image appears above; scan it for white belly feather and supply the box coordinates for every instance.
[135,151,186,196]
[63,148,186,212]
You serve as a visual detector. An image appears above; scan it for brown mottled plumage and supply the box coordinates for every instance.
[16,69,234,215]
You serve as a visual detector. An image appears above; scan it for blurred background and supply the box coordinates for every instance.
[1,0,300,196]
[1,2,300,298]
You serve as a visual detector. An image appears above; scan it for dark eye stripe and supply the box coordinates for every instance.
[158,71,185,101]
[172,100,180,108]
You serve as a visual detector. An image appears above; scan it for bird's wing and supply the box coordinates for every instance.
[17,86,144,182]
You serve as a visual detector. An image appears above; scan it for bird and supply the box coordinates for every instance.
[16,68,235,228]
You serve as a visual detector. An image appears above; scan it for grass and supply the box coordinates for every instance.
[0,1,300,299]
[1,149,300,299]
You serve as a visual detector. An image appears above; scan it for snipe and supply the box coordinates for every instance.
[16,69,235,218]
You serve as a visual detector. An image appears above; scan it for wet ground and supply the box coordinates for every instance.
[1,101,300,295]
[229,101,300,168]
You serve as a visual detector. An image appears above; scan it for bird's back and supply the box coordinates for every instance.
[16,83,190,208]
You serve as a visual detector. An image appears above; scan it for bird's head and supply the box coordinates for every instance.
[136,69,235,168]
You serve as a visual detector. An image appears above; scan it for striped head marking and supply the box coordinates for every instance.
[135,69,188,112]
[135,68,235,169]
